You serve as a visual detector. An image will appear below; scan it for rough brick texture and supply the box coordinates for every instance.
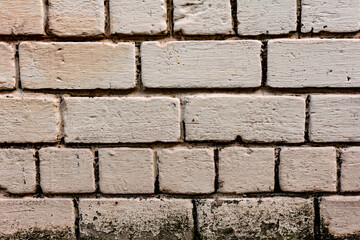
[0,43,15,89]
[268,39,360,88]
[0,0,44,35]
[197,198,314,239]
[99,148,155,194]
[110,0,167,35]
[48,0,104,36]
[0,95,60,143]
[142,40,262,88]
[0,198,75,239]
[158,148,215,194]
[0,149,36,194]
[218,147,275,193]
[184,95,305,142]
[341,147,360,192]
[79,198,193,239]
[39,147,95,193]
[63,97,181,143]
[20,42,136,89]
[237,0,297,35]
[279,147,337,192]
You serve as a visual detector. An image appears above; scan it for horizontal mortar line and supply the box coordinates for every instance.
[2,192,360,199]
[0,31,359,42]
[1,141,360,149]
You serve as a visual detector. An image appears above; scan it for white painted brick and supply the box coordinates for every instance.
[158,148,215,194]
[0,95,60,143]
[309,95,360,142]
[321,196,360,238]
[237,0,297,35]
[173,0,233,35]
[110,0,167,35]
[197,198,314,239]
[341,147,360,192]
[20,42,136,89]
[279,147,337,192]
[63,97,181,143]
[0,43,15,89]
[218,147,274,193]
[79,198,193,239]
[0,198,75,239]
[0,149,36,194]
[99,148,155,194]
[184,95,305,143]
[302,0,360,33]
[268,39,360,88]
[142,40,262,88]
[48,0,104,36]
[39,147,95,193]
[0,0,44,35]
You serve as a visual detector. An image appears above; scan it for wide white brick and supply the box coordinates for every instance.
[20,42,136,89]
[158,148,215,194]
[99,148,155,194]
[39,148,95,193]
[321,196,360,238]
[79,198,193,239]
[48,0,104,36]
[0,95,60,143]
[0,0,44,35]
[0,43,15,89]
[341,147,360,192]
[218,147,274,193]
[0,149,36,194]
[279,147,337,192]
[184,95,305,143]
[110,0,167,35]
[142,40,262,88]
[268,39,360,88]
[63,97,181,143]
[197,198,314,239]
[309,95,360,142]
[0,198,75,239]
[302,0,360,33]
[237,0,297,35]
[173,0,233,35]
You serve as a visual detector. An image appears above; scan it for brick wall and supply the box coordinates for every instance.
[0,0,360,239]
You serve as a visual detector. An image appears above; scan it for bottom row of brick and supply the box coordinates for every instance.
[0,196,357,239]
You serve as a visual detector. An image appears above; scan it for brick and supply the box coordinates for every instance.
[20,42,136,90]
[110,0,167,35]
[341,147,360,192]
[0,95,60,143]
[237,0,297,35]
[173,0,233,35]
[309,95,360,142]
[321,196,360,238]
[0,43,15,89]
[218,147,274,193]
[63,97,181,143]
[48,0,104,36]
[0,0,44,35]
[268,39,360,88]
[302,0,360,33]
[184,95,305,143]
[39,147,95,193]
[279,147,337,192]
[79,198,193,239]
[158,148,215,194]
[197,198,314,239]
[0,149,36,194]
[142,40,262,88]
[99,148,155,194]
[0,198,75,239]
